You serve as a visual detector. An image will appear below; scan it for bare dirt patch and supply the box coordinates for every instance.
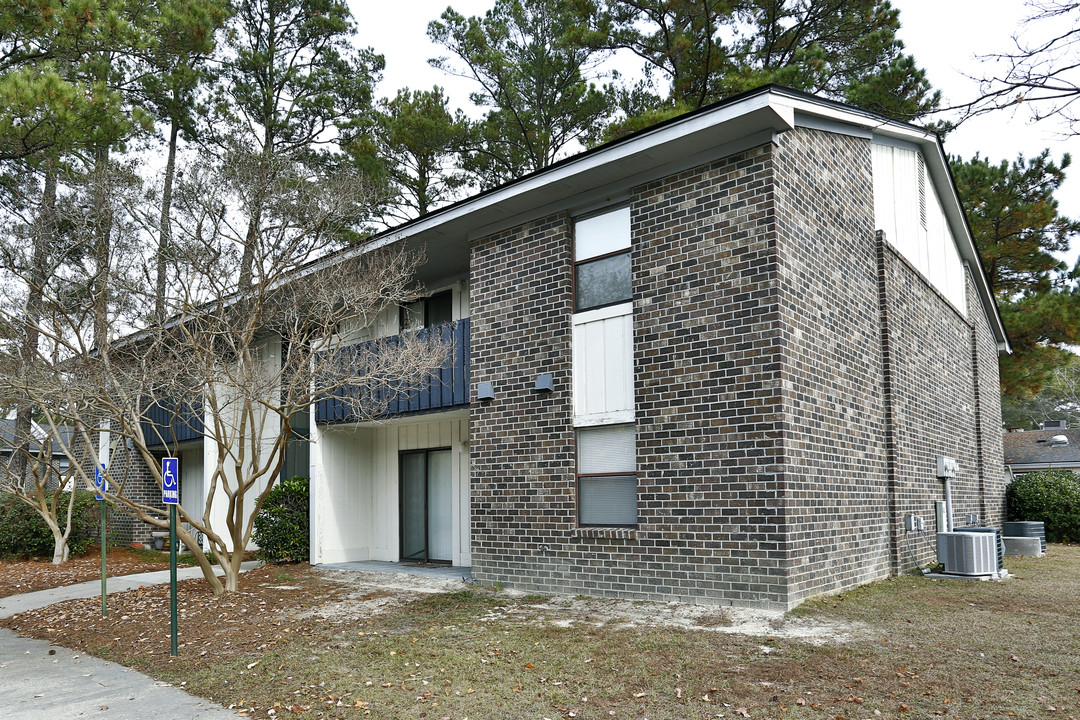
[292,570,864,644]
[0,546,192,598]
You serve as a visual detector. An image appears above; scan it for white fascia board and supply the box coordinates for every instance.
[420,92,793,235]
[776,91,1009,351]
[1005,462,1080,470]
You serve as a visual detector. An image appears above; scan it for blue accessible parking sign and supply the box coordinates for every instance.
[162,457,179,504]
[94,464,106,500]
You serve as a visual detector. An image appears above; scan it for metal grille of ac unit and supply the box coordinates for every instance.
[937,532,998,576]
[963,527,1004,570]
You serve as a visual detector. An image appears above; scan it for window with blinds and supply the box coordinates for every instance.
[577,423,637,527]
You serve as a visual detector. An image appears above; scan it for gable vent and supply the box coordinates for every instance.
[917,154,927,229]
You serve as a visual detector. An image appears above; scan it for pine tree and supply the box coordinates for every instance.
[952,150,1080,398]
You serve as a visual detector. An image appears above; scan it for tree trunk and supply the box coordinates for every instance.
[92,147,113,352]
[177,526,224,595]
[156,119,179,323]
[51,483,76,565]
[9,164,57,491]
[52,536,70,565]
[239,210,259,292]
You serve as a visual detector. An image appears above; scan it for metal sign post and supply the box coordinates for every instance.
[94,464,107,617]
[162,457,179,657]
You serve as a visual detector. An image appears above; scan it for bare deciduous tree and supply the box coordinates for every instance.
[0,154,448,593]
[955,1,1080,132]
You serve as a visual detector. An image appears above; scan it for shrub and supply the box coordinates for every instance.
[0,490,100,559]
[253,476,309,563]
[1006,469,1080,543]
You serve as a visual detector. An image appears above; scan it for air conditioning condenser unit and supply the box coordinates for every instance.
[937,532,998,576]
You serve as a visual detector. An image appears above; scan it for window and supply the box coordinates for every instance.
[575,206,631,311]
[401,290,453,330]
[577,424,637,527]
[573,207,636,526]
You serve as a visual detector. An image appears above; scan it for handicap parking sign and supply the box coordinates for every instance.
[94,464,106,500]
[162,457,179,504]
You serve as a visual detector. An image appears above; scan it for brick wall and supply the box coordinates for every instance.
[877,239,982,569]
[468,127,1007,609]
[471,146,791,608]
[469,213,579,591]
[771,128,891,605]
[101,440,166,545]
[970,273,1007,527]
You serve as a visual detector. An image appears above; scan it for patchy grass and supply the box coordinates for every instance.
[3,549,1080,719]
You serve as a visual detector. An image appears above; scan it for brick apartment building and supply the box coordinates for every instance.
[141,86,1009,610]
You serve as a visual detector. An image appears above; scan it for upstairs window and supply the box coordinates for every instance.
[575,207,631,312]
[401,290,453,331]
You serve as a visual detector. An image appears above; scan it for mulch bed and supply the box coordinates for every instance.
[0,564,340,663]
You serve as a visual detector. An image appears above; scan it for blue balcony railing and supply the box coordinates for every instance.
[141,398,204,448]
[315,318,470,424]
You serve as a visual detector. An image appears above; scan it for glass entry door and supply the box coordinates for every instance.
[399,449,452,563]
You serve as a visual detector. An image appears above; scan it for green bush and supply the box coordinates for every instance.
[253,476,309,563]
[1006,469,1080,543]
[0,490,100,559]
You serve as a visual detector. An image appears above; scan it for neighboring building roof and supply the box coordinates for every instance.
[0,420,74,457]
[1002,429,1080,467]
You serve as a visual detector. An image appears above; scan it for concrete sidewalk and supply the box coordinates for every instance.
[0,562,259,719]
[0,562,260,619]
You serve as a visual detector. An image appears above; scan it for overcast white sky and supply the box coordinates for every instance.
[349,0,1078,253]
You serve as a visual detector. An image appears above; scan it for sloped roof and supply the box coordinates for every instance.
[302,85,1009,353]
[1002,429,1080,466]
[130,86,1010,357]
[0,420,74,456]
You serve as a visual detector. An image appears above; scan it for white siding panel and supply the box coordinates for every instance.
[310,426,370,564]
[872,143,897,246]
[894,149,924,275]
[603,314,632,413]
[457,280,470,320]
[873,141,967,317]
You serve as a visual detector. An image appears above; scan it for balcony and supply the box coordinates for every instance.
[141,399,204,448]
[315,318,470,424]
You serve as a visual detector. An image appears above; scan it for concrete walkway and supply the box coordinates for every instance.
[319,559,472,582]
[0,563,260,719]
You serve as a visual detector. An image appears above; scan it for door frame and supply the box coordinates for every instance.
[398,447,452,564]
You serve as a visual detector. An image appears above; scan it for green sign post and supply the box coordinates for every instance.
[162,457,179,657]
[95,464,107,617]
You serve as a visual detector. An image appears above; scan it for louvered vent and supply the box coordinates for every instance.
[937,532,997,576]
[917,154,927,229]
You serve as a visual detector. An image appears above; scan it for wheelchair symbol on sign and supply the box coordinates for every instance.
[162,457,179,505]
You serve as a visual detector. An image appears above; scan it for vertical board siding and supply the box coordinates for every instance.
[872,143,967,317]
[572,308,633,420]
[141,399,204,448]
[312,417,470,566]
[316,318,470,423]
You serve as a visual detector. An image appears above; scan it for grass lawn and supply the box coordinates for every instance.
[3,548,1079,719]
